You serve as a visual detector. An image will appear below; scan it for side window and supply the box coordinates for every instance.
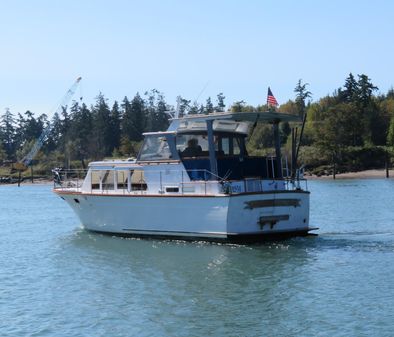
[217,136,241,156]
[221,137,230,155]
[131,170,147,191]
[233,137,241,155]
[102,170,114,190]
[91,171,101,190]
[116,170,129,189]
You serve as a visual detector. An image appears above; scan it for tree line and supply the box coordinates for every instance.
[1,74,394,175]
[301,73,394,173]
[232,74,394,174]
[0,90,226,170]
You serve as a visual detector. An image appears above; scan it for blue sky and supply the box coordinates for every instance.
[1,0,393,117]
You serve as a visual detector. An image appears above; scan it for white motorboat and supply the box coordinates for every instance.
[53,111,313,242]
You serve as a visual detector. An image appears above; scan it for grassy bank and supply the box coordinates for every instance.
[299,145,392,176]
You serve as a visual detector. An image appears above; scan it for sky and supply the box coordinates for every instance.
[1,0,394,117]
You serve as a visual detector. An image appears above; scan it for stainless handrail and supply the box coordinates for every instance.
[53,167,308,193]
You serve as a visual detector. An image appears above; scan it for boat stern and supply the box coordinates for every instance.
[226,190,311,241]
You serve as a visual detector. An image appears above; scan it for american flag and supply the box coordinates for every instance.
[267,87,278,107]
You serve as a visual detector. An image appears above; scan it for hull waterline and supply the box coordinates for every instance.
[56,189,313,243]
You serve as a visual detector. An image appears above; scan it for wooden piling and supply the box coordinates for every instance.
[386,150,390,178]
[332,152,336,180]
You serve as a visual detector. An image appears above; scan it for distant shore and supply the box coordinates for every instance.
[0,178,53,186]
[306,169,394,180]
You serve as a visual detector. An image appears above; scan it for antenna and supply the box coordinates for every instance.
[163,96,180,119]
[174,96,181,119]
[194,81,210,102]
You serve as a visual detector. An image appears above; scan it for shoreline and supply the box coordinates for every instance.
[306,169,394,180]
[0,178,53,186]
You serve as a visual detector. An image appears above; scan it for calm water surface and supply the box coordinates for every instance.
[1,180,394,336]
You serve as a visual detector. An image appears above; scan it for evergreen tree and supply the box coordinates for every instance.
[109,101,121,150]
[215,93,226,112]
[58,106,71,156]
[155,93,169,131]
[22,110,44,142]
[0,141,6,162]
[130,93,146,140]
[68,102,93,166]
[47,112,62,153]
[294,79,312,116]
[145,89,159,131]
[121,96,132,140]
[205,97,214,114]
[176,96,191,117]
[387,116,394,146]
[121,93,146,142]
[356,74,378,107]
[92,93,113,158]
[144,89,169,132]
[356,75,379,145]
[341,73,358,102]
[14,113,26,151]
[189,102,199,114]
[0,108,16,159]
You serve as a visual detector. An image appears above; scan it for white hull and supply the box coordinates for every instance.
[57,190,311,241]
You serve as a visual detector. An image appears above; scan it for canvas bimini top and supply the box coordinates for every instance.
[168,111,302,133]
[173,111,302,123]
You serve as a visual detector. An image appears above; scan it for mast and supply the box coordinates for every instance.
[206,120,218,179]
[273,120,282,178]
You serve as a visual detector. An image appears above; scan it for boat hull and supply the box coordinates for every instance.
[55,190,311,242]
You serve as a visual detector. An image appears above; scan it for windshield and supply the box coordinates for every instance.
[138,135,172,161]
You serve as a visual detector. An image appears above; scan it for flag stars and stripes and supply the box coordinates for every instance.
[267,87,278,107]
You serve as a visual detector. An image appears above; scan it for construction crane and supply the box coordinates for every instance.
[17,77,82,169]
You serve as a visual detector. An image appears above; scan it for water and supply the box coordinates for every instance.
[1,180,394,336]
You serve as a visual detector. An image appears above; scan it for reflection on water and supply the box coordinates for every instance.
[1,180,394,336]
[63,231,316,336]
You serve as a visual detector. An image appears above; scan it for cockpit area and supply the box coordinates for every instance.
[137,129,281,181]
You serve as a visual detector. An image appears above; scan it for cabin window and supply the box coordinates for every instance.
[116,170,129,189]
[233,137,241,155]
[91,171,101,190]
[177,134,209,157]
[177,133,245,158]
[216,135,242,156]
[102,170,115,190]
[220,137,230,155]
[138,135,172,161]
[131,169,147,191]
